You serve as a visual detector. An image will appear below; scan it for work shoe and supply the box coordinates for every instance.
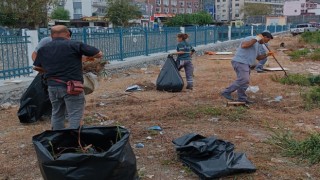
[186,84,193,90]
[221,92,234,101]
[256,68,265,73]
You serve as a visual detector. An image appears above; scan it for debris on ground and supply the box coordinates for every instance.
[135,143,145,148]
[0,102,12,110]
[246,86,260,93]
[125,85,142,92]
[147,125,162,131]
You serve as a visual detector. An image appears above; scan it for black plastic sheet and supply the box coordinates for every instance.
[32,126,138,180]
[173,133,256,179]
[156,55,184,92]
[17,73,51,123]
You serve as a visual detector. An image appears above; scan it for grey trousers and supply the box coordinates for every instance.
[179,60,194,87]
[223,61,250,101]
[48,86,85,130]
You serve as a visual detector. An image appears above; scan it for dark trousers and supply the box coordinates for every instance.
[178,60,194,87]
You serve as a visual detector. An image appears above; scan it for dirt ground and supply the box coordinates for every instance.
[1,34,320,180]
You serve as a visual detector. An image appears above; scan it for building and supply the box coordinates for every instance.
[215,0,243,22]
[284,0,320,16]
[202,0,215,18]
[215,0,284,22]
[58,0,107,20]
[150,0,200,16]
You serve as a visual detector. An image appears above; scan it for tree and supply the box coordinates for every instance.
[51,7,70,20]
[240,3,273,18]
[106,0,142,27]
[166,12,213,27]
[0,0,58,29]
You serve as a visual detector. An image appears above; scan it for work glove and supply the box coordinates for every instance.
[255,34,264,41]
[267,51,275,57]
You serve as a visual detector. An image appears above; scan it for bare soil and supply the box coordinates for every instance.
[1,35,320,180]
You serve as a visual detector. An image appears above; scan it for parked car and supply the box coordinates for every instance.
[290,24,318,36]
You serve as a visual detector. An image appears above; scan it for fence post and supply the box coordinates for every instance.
[165,30,168,52]
[194,27,197,47]
[82,27,87,44]
[214,27,218,43]
[204,28,208,45]
[180,26,185,33]
[119,28,124,61]
[274,25,277,33]
[26,30,39,75]
[251,26,254,36]
[145,28,149,56]
[228,26,231,41]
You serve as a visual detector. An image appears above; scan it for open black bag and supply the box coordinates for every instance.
[32,126,138,180]
[173,133,256,179]
[17,73,51,123]
[156,55,184,92]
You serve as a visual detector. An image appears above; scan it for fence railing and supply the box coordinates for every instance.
[38,25,289,61]
[0,35,32,79]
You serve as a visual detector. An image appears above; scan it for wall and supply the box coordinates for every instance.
[283,0,302,16]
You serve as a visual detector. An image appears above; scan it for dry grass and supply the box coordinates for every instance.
[1,35,320,179]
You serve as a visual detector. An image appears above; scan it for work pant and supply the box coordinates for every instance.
[223,61,250,101]
[255,58,268,70]
[179,60,194,87]
[48,86,85,130]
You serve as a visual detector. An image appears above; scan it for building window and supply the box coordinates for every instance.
[194,2,199,7]
[217,0,220,2]
[179,8,185,13]
[186,2,192,7]
[179,1,184,7]
[235,14,239,17]
[171,0,177,6]
[156,7,161,13]
[156,0,161,5]
[217,5,220,9]
[172,8,177,13]
[223,9,226,12]
[186,8,192,13]
[223,0,226,2]
[163,0,169,6]
[164,7,169,13]
[235,3,239,6]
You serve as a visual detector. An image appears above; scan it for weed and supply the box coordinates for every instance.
[288,48,310,60]
[225,106,247,121]
[271,74,311,86]
[161,159,175,166]
[301,31,320,45]
[308,49,320,61]
[182,106,223,119]
[268,127,320,164]
[302,86,320,109]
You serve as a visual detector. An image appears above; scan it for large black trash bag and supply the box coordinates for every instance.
[17,73,51,123]
[173,133,256,179]
[32,126,138,180]
[156,55,184,92]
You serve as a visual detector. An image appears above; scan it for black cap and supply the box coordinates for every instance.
[261,31,273,39]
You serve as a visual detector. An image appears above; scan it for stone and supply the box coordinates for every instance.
[0,102,11,110]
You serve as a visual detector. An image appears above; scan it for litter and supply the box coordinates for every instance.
[246,86,260,93]
[268,96,283,102]
[135,143,145,148]
[147,125,162,131]
[146,136,152,140]
[208,117,219,122]
[204,51,233,55]
[173,133,256,179]
[125,85,142,92]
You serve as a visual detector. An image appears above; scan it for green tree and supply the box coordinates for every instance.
[166,11,213,27]
[240,3,273,18]
[0,0,58,29]
[106,0,142,27]
[51,7,70,20]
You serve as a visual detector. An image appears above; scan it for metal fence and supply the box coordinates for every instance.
[0,35,31,79]
[39,25,289,61]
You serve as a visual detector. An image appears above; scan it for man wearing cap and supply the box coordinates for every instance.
[221,31,274,104]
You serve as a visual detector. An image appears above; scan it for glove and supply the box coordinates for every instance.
[267,51,275,57]
[255,34,264,41]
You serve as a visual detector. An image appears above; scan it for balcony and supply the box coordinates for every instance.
[92,1,107,7]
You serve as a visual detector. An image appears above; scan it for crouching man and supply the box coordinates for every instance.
[34,25,102,130]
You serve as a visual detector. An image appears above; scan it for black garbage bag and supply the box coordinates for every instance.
[156,55,184,92]
[32,126,138,180]
[173,133,256,179]
[17,73,51,123]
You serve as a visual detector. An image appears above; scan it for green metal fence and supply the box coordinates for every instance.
[0,35,32,79]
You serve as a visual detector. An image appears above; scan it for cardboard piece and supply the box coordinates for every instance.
[263,67,289,71]
[215,52,233,55]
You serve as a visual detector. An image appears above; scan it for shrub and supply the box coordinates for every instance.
[288,48,310,60]
[303,86,320,109]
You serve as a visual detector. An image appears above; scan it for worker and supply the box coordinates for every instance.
[221,31,274,104]
[34,25,102,130]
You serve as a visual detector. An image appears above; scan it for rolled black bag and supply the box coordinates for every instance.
[156,55,184,92]
[173,133,256,179]
[32,126,138,180]
[17,73,51,123]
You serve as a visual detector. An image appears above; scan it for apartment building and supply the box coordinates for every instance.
[245,0,284,15]
[215,0,243,21]
[58,0,107,19]
[284,0,320,16]
[150,0,200,15]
